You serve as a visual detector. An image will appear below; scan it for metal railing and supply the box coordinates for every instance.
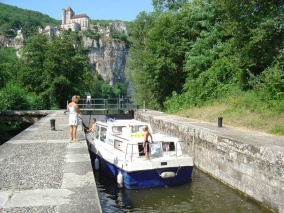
[77,98,138,112]
[124,141,193,163]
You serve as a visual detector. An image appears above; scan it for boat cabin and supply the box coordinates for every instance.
[94,119,178,159]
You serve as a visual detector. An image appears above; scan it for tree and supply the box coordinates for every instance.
[0,82,29,110]
[165,0,284,111]
[17,32,93,109]
[113,82,128,97]
[125,11,157,107]
[152,0,188,12]
[126,3,197,109]
[101,81,114,98]
[213,0,284,76]
[18,34,49,94]
[0,47,18,89]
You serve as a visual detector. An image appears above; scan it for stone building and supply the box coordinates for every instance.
[61,7,90,31]
[38,25,62,37]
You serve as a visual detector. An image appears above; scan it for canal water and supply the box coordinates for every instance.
[93,168,272,213]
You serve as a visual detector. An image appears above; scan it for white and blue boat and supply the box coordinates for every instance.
[87,119,194,189]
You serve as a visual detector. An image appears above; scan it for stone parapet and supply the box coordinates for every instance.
[0,110,50,123]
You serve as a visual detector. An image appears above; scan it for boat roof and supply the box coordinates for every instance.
[106,119,148,124]
[97,119,151,128]
[120,133,179,144]
[97,119,178,142]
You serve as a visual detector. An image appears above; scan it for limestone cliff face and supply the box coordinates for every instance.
[83,36,128,87]
[1,32,129,93]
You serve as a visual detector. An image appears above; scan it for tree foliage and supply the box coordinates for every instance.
[152,0,188,12]
[17,32,94,109]
[127,0,284,111]
[0,82,29,110]
[0,34,128,111]
[0,3,60,37]
[0,47,18,88]
[125,11,157,107]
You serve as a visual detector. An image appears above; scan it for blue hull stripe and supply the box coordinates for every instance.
[94,155,193,189]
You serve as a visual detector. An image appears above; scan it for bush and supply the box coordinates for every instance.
[254,64,284,103]
[0,83,29,110]
[26,93,48,110]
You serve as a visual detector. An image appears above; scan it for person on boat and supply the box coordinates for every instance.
[67,95,81,142]
[87,118,97,139]
[142,125,153,160]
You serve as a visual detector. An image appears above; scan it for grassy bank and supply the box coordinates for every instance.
[172,92,284,136]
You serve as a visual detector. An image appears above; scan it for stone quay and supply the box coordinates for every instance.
[0,110,102,213]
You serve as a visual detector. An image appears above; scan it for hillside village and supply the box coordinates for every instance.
[3,6,128,49]
[39,7,127,38]
[0,6,130,95]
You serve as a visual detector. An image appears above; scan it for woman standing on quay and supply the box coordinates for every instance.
[68,95,81,141]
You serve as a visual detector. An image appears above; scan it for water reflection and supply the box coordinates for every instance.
[94,169,272,213]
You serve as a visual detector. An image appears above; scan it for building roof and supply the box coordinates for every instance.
[66,6,74,12]
[72,14,89,19]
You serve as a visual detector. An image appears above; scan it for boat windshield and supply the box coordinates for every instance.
[130,125,147,133]
[112,126,126,133]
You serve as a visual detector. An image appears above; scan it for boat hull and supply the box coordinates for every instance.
[93,154,193,189]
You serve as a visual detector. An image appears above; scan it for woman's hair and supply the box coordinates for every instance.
[142,125,148,131]
[72,95,80,103]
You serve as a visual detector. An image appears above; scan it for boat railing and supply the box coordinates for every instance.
[124,141,193,163]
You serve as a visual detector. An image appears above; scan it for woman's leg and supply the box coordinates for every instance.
[69,125,73,141]
[73,125,78,141]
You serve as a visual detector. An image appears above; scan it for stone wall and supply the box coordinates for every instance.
[0,110,49,123]
[135,110,284,213]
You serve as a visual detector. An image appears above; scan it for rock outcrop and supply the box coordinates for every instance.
[83,36,128,87]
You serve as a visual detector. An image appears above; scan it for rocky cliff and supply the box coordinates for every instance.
[0,29,130,94]
[83,36,128,87]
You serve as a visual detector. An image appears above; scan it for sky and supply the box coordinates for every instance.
[0,0,154,21]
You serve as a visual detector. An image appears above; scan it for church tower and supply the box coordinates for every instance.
[65,7,75,24]
[62,9,66,24]
[61,7,90,31]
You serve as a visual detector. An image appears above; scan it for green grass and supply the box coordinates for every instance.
[173,91,284,136]
[268,125,284,135]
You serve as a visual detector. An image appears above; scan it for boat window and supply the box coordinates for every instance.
[99,126,107,142]
[151,143,162,157]
[114,139,123,151]
[131,125,146,133]
[112,126,125,133]
[162,142,175,151]
[95,128,99,139]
